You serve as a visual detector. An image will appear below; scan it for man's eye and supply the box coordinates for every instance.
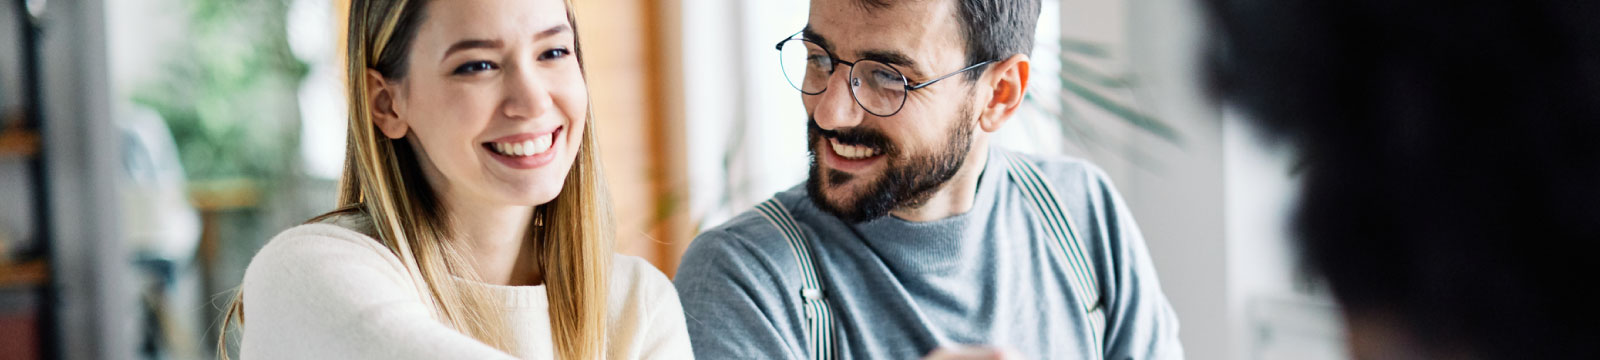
[807,54,832,68]
[453,61,498,75]
[873,69,902,83]
[539,48,572,61]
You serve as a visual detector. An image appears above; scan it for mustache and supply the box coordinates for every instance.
[807,118,895,153]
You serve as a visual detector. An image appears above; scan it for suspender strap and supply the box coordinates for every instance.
[1004,153,1108,359]
[756,199,836,360]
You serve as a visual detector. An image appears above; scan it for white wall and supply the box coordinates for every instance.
[1118,0,1231,358]
[1223,112,1347,360]
[682,0,811,228]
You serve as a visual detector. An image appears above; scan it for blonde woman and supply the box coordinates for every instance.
[218,0,691,358]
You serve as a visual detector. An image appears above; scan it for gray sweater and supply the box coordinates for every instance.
[675,148,1183,359]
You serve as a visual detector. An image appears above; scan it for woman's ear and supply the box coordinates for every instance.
[977,54,1030,133]
[366,69,408,139]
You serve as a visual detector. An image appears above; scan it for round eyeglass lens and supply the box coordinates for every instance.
[848,60,909,116]
[779,39,831,94]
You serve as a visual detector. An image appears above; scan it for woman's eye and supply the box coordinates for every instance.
[453,61,498,75]
[539,47,572,61]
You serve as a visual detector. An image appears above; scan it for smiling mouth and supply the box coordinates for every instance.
[484,128,559,157]
[828,138,882,160]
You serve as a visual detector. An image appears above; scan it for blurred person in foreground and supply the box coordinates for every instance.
[217,0,691,358]
[1203,0,1600,358]
[674,0,1183,358]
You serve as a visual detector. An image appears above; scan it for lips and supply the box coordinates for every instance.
[486,132,555,157]
[808,120,891,171]
[828,138,881,159]
[819,137,887,174]
[482,126,563,170]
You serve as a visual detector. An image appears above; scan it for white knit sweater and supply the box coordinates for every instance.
[238,222,693,359]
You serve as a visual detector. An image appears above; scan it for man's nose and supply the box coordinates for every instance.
[810,66,865,130]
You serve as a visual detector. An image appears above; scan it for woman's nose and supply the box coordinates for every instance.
[502,65,554,121]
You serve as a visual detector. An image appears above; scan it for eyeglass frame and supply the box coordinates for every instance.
[775,32,996,117]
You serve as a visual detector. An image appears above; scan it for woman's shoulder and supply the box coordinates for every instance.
[606,255,682,317]
[253,220,395,267]
[243,215,412,296]
[608,254,676,301]
[604,255,691,356]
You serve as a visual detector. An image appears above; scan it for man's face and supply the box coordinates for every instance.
[803,0,983,223]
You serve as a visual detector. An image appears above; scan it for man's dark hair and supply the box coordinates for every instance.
[856,0,1041,80]
[1202,0,1600,358]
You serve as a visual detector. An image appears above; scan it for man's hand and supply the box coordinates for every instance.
[921,346,1021,360]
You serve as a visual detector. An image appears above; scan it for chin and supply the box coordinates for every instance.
[822,182,863,206]
[502,180,565,207]
[508,154,578,206]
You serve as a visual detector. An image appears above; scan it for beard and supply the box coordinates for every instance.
[805,103,976,223]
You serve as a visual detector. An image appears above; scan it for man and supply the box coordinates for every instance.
[1203,0,1600,358]
[675,0,1183,358]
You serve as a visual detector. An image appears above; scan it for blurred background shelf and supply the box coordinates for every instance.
[4,0,56,357]
[0,260,49,289]
[0,129,40,158]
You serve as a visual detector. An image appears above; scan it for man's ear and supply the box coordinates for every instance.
[977,54,1030,133]
[366,69,408,139]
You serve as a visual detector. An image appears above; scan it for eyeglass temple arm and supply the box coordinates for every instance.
[907,60,996,90]
[776,30,805,50]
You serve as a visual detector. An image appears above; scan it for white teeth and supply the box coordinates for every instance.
[829,139,877,160]
[531,134,552,153]
[490,133,557,157]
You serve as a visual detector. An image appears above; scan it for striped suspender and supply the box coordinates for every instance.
[1003,153,1107,360]
[756,199,837,360]
[755,153,1106,360]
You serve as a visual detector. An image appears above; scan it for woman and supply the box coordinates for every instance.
[218,0,691,358]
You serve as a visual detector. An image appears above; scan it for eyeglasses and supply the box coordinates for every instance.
[776,33,994,117]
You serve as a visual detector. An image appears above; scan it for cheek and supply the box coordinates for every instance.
[904,98,971,147]
[550,72,588,145]
[884,112,943,151]
[413,116,480,169]
[406,85,496,163]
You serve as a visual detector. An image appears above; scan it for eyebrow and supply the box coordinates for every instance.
[440,24,573,61]
[801,26,832,51]
[859,50,920,75]
[800,26,924,79]
[442,39,503,61]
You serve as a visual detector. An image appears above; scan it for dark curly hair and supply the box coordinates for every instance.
[1202,0,1600,358]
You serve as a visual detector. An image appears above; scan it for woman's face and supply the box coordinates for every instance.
[382,0,586,209]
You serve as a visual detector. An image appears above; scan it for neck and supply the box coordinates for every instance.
[890,138,990,222]
[445,196,544,286]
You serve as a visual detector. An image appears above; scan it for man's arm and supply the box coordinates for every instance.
[1089,168,1185,360]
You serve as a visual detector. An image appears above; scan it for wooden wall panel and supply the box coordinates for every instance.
[572,0,689,276]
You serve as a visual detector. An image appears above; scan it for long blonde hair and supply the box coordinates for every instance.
[220,0,613,358]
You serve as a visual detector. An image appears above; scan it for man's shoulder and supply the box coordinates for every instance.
[997,148,1116,197]
[677,195,809,285]
[689,206,788,257]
